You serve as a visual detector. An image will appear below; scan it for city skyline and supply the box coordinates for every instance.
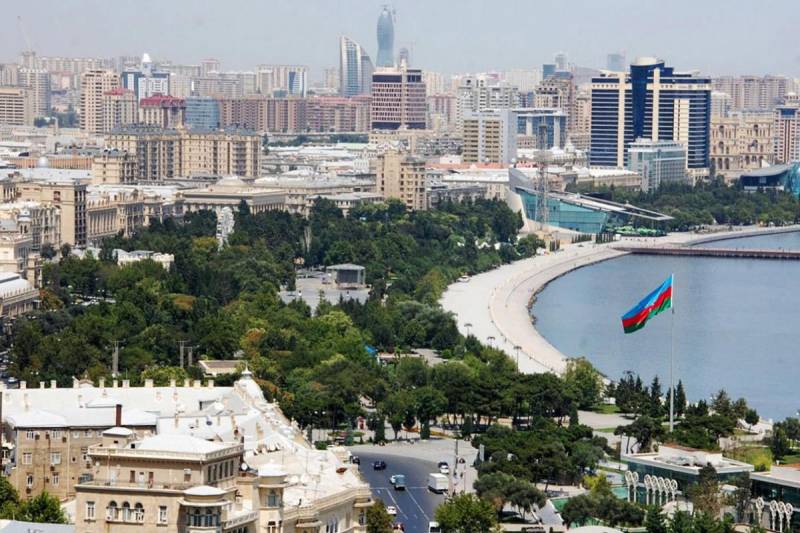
[2,0,799,78]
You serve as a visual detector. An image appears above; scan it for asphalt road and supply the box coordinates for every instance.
[354,450,448,533]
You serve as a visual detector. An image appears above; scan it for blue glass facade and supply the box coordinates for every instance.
[590,60,710,170]
[185,97,220,130]
[376,7,395,68]
[740,163,800,196]
[516,190,610,234]
[516,109,567,149]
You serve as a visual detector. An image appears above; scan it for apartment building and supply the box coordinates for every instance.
[462,109,518,164]
[106,125,261,179]
[17,68,51,119]
[16,177,88,246]
[139,94,186,128]
[217,96,269,131]
[101,88,138,133]
[306,96,371,132]
[0,87,34,126]
[774,105,800,164]
[91,150,137,185]
[374,149,428,210]
[80,70,121,134]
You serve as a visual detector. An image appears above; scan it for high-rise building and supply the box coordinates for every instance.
[773,105,800,164]
[427,94,457,130]
[306,96,372,132]
[606,52,627,72]
[542,64,556,79]
[555,52,568,72]
[516,108,567,149]
[121,53,170,101]
[462,109,518,164]
[256,65,308,96]
[590,57,711,173]
[0,87,33,126]
[265,97,307,132]
[456,76,519,131]
[376,6,395,68]
[217,96,269,131]
[168,73,192,97]
[572,90,592,151]
[185,96,220,130]
[534,75,576,132]
[712,75,789,111]
[370,66,426,130]
[201,58,220,76]
[192,73,243,98]
[503,69,541,93]
[339,36,374,97]
[324,67,340,92]
[80,69,121,134]
[139,94,186,128]
[627,138,689,192]
[398,47,410,67]
[711,91,732,119]
[375,149,428,210]
[17,69,51,118]
[101,88,138,132]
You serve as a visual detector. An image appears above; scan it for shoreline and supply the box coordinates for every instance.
[440,225,800,375]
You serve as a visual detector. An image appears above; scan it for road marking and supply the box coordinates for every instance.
[406,488,430,522]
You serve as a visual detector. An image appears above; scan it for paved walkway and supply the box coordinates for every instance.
[441,225,800,375]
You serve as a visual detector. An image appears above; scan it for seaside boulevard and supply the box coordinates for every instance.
[440,225,800,375]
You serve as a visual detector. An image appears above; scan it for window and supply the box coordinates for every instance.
[106,501,118,521]
[51,473,59,486]
[22,453,32,465]
[26,475,33,488]
[25,430,35,440]
[86,501,95,520]
[84,429,93,438]
[133,502,144,522]
[266,522,279,533]
[158,505,167,524]
[267,490,279,508]
[359,511,366,526]
[51,430,62,439]
[121,502,131,522]
[50,452,61,465]
[81,448,89,462]
[73,431,80,439]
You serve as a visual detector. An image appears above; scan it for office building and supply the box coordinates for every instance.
[711,90,732,119]
[516,108,567,149]
[590,57,711,173]
[774,104,800,164]
[427,94,457,130]
[0,87,33,126]
[376,6,396,67]
[374,149,428,210]
[607,52,627,72]
[107,125,261,180]
[17,69,50,118]
[256,65,308,96]
[339,36,374,96]
[80,69,121,134]
[370,66,426,130]
[542,64,556,79]
[462,109,518,164]
[185,96,220,129]
[139,94,186,128]
[534,74,576,132]
[710,112,773,181]
[456,76,519,131]
[627,138,689,192]
[101,88,138,133]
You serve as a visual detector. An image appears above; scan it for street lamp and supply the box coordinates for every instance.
[464,322,472,338]
[487,335,495,348]
[513,345,522,370]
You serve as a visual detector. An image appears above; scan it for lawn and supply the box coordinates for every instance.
[592,404,621,415]
[728,446,772,471]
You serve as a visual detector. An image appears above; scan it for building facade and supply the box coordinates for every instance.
[80,70,121,134]
[590,57,711,174]
[339,37,374,97]
[139,95,187,128]
[710,113,774,181]
[774,105,800,164]
[0,87,33,126]
[185,97,220,130]
[374,149,428,210]
[516,108,568,149]
[17,69,51,119]
[370,66,426,130]
[462,109,517,164]
[627,138,689,192]
[101,88,138,133]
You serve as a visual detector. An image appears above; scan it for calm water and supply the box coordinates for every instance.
[534,231,800,420]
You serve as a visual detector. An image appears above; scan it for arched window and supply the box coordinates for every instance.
[106,501,118,521]
[267,490,279,507]
[121,502,131,522]
[134,502,144,522]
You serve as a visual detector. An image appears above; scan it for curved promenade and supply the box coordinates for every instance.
[440,225,800,374]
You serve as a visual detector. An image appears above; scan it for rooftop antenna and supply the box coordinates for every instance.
[112,341,120,378]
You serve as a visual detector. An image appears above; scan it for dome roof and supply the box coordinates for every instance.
[632,56,661,66]
[215,176,248,188]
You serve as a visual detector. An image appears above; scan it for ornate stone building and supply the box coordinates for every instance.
[710,113,774,183]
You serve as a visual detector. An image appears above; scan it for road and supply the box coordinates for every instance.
[354,450,447,533]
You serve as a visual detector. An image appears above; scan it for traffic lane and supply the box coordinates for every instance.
[355,451,447,533]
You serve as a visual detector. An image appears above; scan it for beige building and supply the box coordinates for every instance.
[374,149,428,210]
[462,109,517,164]
[181,176,284,214]
[774,104,800,164]
[139,95,186,128]
[713,75,789,110]
[710,113,774,182]
[107,126,261,180]
[86,188,146,245]
[17,68,51,119]
[16,178,88,247]
[0,87,34,126]
[101,88,138,133]
[80,70,121,134]
[535,75,576,132]
[91,150,137,185]
[0,201,61,252]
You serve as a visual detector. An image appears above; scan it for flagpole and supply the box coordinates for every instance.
[669,273,675,433]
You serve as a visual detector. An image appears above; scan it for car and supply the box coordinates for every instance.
[439,464,449,475]
[386,505,397,516]
[458,275,470,282]
[373,460,387,470]
[391,474,406,490]
[350,455,360,465]
[393,522,405,531]
[428,522,442,533]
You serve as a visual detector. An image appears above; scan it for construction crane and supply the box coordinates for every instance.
[17,16,35,66]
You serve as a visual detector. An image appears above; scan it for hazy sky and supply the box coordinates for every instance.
[3,0,799,79]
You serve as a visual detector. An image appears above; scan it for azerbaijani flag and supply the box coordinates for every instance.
[621,275,673,334]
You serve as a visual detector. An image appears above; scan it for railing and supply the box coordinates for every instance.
[79,478,197,491]
[87,443,243,462]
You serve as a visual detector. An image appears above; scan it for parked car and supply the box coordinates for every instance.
[373,460,387,470]
[438,463,449,475]
[428,522,442,533]
[386,505,398,516]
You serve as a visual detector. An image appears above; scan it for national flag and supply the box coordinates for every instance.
[621,275,673,334]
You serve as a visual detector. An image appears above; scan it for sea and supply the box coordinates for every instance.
[533,231,800,420]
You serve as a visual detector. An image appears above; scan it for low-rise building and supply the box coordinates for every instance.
[181,176,284,215]
[114,249,174,270]
[627,138,689,192]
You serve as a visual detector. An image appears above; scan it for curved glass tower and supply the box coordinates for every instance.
[376,6,395,68]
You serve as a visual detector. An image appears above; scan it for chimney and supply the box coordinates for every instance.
[39,381,45,389]
[19,381,25,389]
[183,379,191,388]
[207,379,214,388]
[99,377,105,388]
[50,380,57,389]
[169,379,176,388]
[115,404,122,427]
[144,379,154,388]
[122,379,130,388]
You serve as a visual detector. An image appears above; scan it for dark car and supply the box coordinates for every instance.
[351,456,360,465]
[373,460,387,470]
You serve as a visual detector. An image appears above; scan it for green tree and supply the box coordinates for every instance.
[689,464,721,517]
[615,415,664,453]
[435,493,499,533]
[645,506,668,533]
[17,492,67,524]
[771,425,792,461]
[140,366,189,386]
[365,499,394,533]
[563,358,604,409]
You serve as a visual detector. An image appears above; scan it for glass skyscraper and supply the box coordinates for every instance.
[590,57,711,172]
[339,36,374,97]
[376,6,395,68]
[185,97,220,130]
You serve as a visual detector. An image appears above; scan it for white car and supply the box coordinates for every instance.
[439,464,449,475]
[386,505,398,516]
